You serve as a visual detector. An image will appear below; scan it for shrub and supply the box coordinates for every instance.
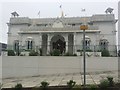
[7,50,15,56]
[64,52,77,56]
[99,79,109,88]
[77,49,93,52]
[64,52,73,56]
[101,49,110,57]
[51,49,61,56]
[77,49,81,52]
[29,50,39,56]
[67,80,76,89]
[49,51,53,56]
[89,84,98,90]
[73,53,77,56]
[73,84,81,88]
[118,50,120,57]
[0,83,2,90]
[40,81,49,88]
[107,76,114,86]
[86,49,93,52]
[64,52,70,56]
[14,83,22,90]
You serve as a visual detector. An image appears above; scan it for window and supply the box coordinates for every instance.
[27,40,33,50]
[14,40,19,51]
[99,39,108,50]
[82,39,91,50]
[85,40,90,50]
[72,24,75,26]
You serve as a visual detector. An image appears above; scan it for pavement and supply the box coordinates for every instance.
[2,70,118,88]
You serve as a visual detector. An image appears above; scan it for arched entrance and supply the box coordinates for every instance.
[50,35,65,54]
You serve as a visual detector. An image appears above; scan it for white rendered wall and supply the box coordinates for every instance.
[7,24,28,49]
[93,21,116,55]
[20,33,40,49]
[93,21,116,46]
[75,32,98,50]
[2,56,118,78]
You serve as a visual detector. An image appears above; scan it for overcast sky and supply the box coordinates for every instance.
[0,0,119,44]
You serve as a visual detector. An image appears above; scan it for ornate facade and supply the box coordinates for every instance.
[7,14,117,56]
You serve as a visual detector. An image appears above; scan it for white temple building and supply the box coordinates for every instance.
[7,13,117,56]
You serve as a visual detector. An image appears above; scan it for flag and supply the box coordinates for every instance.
[38,11,40,18]
[60,5,62,8]
[38,11,40,15]
[61,11,64,17]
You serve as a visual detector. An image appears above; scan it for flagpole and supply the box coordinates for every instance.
[60,5,64,17]
[38,11,40,18]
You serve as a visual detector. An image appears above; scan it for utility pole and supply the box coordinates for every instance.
[80,25,88,87]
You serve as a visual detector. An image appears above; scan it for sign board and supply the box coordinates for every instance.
[80,25,88,30]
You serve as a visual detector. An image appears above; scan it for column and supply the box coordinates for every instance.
[18,34,22,52]
[39,33,42,49]
[47,34,50,54]
[65,34,68,53]
[74,32,76,54]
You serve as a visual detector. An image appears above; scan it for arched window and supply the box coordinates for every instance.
[82,36,91,50]
[84,40,91,50]
[99,39,108,50]
[26,37,34,50]
[27,40,33,50]
[14,40,19,51]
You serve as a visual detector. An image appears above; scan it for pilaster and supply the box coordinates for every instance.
[74,32,77,54]
[47,34,50,54]
[39,33,42,49]
[65,34,68,53]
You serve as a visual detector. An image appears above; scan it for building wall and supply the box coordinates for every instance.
[7,14,117,55]
[2,56,118,78]
[92,14,116,47]
[76,32,97,45]
[0,43,2,55]
[94,21,116,45]
[0,43,7,56]
[0,56,1,83]
[118,1,120,50]
[20,33,40,50]
[7,24,28,49]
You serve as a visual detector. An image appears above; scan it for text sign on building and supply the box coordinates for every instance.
[80,25,88,30]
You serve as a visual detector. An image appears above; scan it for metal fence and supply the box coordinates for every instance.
[6,45,117,50]
[3,45,119,56]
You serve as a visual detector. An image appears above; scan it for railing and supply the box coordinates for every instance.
[3,45,118,56]
[6,45,117,50]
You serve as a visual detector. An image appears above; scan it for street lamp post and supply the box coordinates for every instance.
[80,25,88,87]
